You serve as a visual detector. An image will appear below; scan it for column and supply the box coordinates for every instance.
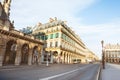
[69,54,71,64]
[41,50,45,63]
[71,54,73,63]
[67,53,69,64]
[37,47,42,65]
[0,47,6,66]
[28,48,33,65]
[68,53,70,64]
[15,48,21,66]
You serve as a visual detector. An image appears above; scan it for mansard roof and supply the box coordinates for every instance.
[105,44,120,50]
[33,20,65,31]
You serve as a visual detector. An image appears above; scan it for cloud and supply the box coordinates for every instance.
[77,20,120,58]
[10,0,97,29]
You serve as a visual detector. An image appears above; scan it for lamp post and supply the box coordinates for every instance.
[101,40,105,69]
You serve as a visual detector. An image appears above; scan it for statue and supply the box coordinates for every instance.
[37,22,42,26]
[49,18,54,23]
[2,0,11,18]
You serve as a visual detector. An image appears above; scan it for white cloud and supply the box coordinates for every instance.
[10,0,97,29]
[77,20,120,58]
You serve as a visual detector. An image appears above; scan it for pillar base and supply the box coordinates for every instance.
[0,62,3,66]
[15,63,20,66]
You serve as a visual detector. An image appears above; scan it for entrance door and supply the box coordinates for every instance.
[21,44,29,64]
[32,46,38,64]
[3,40,17,65]
[53,51,58,63]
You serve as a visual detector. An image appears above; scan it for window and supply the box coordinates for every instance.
[50,34,53,39]
[41,35,44,40]
[45,35,48,40]
[55,41,58,47]
[62,33,66,40]
[61,33,64,38]
[55,33,59,38]
[50,42,52,47]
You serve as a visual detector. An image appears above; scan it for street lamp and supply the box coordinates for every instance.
[101,40,105,69]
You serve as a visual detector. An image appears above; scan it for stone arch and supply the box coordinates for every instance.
[32,46,39,64]
[53,51,58,63]
[3,39,17,65]
[53,51,58,56]
[21,43,29,64]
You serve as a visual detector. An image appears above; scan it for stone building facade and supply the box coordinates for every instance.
[0,0,44,66]
[32,18,98,64]
[104,44,120,63]
[85,48,99,63]
[0,0,98,66]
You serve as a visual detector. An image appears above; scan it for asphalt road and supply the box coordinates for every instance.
[0,63,100,80]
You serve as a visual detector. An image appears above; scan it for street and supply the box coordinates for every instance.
[0,63,100,80]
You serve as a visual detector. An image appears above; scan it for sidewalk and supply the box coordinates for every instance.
[102,63,120,80]
[0,64,49,70]
[0,63,73,70]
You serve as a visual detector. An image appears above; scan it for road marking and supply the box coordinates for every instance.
[39,65,90,80]
[96,66,101,80]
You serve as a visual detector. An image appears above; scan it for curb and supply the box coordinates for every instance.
[0,64,46,70]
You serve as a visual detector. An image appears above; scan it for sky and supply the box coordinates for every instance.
[1,0,120,58]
